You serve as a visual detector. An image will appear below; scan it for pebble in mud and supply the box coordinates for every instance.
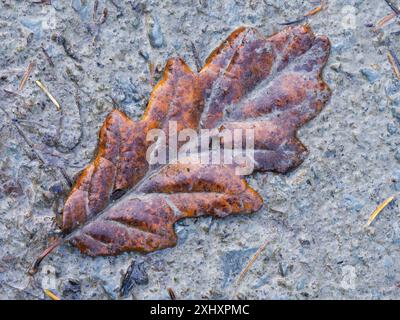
[395,150,400,162]
[392,103,400,122]
[360,68,380,84]
[71,0,90,21]
[20,19,42,40]
[147,15,164,48]
[119,261,149,297]
[61,279,81,300]
[392,171,400,191]
[342,194,364,213]
[387,123,398,135]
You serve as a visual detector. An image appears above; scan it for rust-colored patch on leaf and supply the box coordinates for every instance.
[32,25,331,266]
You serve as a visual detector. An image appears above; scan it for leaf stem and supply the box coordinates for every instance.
[28,238,63,275]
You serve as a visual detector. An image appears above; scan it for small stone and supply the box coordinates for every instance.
[331,42,345,54]
[173,39,182,51]
[175,223,189,243]
[386,81,400,97]
[139,50,149,61]
[71,0,90,21]
[340,265,356,290]
[1,180,23,197]
[49,183,64,195]
[71,0,82,11]
[147,15,164,48]
[51,0,64,11]
[324,149,336,158]
[42,132,57,147]
[252,274,270,289]
[119,261,149,297]
[199,217,213,233]
[61,279,81,300]
[393,98,400,107]
[296,277,308,290]
[382,255,393,270]
[392,171,400,191]
[343,194,364,212]
[392,107,400,122]
[387,123,398,135]
[330,63,341,72]
[199,0,208,8]
[278,262,292,277]
[299,239,311,246]
[395,150,400,162]
[20,19,42,40]
[360,68,380,84]
[131,14,141,29]
[102,282,118,300]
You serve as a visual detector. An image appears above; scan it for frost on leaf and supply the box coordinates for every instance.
[48,25,331,258]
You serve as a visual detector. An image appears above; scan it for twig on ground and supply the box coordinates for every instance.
[99,8,109,25]
[304,5,323,17]
[149,62,155,87]
[29,238,63,275]
[167,288,177,300]
[41,46,55,67]
[375,0,400,30]
[19,61,35,91]
[51,34,81,62]
[93,0,99,21]
[0,106,72,187]
[388,49,400,80]
[190,41,202,72]
[237,238,269,284]
[278,17,305,26]
[0,107,45,164]
[375,12,397,30]
[35,80,61,111]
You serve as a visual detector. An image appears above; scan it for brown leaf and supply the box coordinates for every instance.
[36,25,331,262]
[68,164,262,256]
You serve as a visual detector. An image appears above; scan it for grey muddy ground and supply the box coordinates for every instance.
[0,0,400,300]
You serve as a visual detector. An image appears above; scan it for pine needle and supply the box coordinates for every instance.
[149,62,155,87]
[388,49,400,80]
[167,288,176,300]
[19,62,35,91]
[366,196,395,227]
[375,12,397,30]
[236,238,268,284]
[35,80,61,111]
[44,289,61,300]
[279,1,325,26]
[304,5,323,17]
[304,0,326,17]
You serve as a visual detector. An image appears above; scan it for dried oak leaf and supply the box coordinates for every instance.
[32,25,331,269]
